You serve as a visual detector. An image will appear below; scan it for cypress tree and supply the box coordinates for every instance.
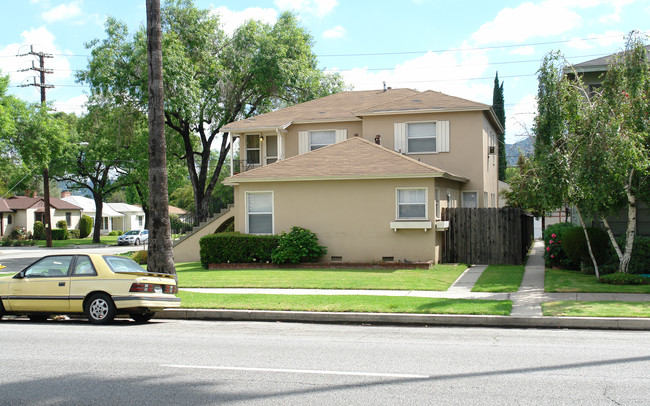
[492,72,507,181]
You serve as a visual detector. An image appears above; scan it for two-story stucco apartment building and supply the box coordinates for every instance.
[173,88,503,264]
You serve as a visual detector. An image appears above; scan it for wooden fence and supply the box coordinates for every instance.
[441,207,534,265]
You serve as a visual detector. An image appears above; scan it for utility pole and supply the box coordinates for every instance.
[19,46,54,247]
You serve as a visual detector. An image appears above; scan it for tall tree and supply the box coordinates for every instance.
[58,104,145,243]
[492,72,507,181]
[78,0,346,223]
[146,0,175,274]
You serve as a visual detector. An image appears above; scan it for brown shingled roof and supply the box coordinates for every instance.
[355,90,490,115]
[221,89,420,132]
[0,199,12,213]
[224,136,468,184]
[4,196,82,211]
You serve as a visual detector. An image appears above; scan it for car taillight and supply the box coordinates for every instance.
[130,283,155,292]
[163,285,178,294]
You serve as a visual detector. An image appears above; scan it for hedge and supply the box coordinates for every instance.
[199,232,280,268]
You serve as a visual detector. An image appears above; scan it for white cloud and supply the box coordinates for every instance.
[322,25,345,39]
[0,27,73,103]
[41,1,83,23]
[506,94,537,143]
[566,30,625,50]
[274,0,338,17]
[210,6,278,35]
[54,94,88,116]
[335,45,493,105]
[510,46,535,56]
[471,1,582,44]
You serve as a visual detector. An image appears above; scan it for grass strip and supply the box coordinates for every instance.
[178,291,511,315]
[471,265,525,292]
[33,236,119,247]
[545,268,650,293]
[542,301,650,318]
[176,263,467,291]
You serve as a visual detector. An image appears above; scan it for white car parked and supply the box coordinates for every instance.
[117,229,149,246]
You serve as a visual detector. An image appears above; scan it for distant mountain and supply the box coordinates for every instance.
[505,136,535,167]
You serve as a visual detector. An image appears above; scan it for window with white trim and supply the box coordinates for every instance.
[309,130,336,150]
[397,188,427,219]
[265,135,278,164]
[246,192,273,234]
[407,122,436,153]
[461,191,478,208]
[246,134,261,165]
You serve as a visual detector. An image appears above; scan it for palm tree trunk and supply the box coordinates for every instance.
[146,0,175,274]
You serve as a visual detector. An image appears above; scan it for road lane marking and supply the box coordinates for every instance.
[162,364,429,379]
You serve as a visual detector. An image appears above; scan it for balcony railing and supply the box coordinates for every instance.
[232,158,278,174]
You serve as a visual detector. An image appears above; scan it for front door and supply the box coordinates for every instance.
[7,255,72,313]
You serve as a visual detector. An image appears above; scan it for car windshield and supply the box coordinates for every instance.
[124,230,140,236]
[104,256,146,273]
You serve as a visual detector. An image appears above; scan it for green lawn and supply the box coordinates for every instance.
[34,236,119,247]
[545,268,650,293]
[542,301,650,318]
[175,262,467,291]
[178,291,512,315]
[471,265,525,292]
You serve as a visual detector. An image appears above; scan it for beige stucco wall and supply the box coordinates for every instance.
[234,110,499,209]
[232,177,466,263]
[173,208,234,263]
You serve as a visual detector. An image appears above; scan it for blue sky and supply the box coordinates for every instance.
[1,0,649,143]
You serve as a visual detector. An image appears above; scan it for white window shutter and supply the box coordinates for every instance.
[298,131,309,154]
[335,129,347,143]
[437,121,450,152]
[394,123,406,153]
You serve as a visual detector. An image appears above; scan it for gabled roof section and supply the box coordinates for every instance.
[355,90,490,115]
[224,137,468,184]
[569,45,650,73]
[4,196,82,211]
[108,202,144,214]
[0,199,13,213]
[62,195,123,217]
[222,89,419,132]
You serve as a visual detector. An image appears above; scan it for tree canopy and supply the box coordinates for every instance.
[78,0,347,222]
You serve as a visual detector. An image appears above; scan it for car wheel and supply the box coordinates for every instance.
[135,238,140,245]
[85,293,116,325]
[28,315,49,322]
[130,312,155,323]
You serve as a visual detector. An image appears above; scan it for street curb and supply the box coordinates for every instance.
[156,309,650,330]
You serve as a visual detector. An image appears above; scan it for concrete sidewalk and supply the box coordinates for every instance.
[159,240,650,330]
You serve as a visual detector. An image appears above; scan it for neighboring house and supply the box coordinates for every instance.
[61,193,124,235]
[177,88,501,264]
[107,203,145,231]
[563,47,650,236]
[0,194,82,238]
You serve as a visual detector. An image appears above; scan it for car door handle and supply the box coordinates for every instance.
[59,282,66,287]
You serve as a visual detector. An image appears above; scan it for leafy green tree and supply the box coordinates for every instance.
[492,72,506,181]
[57,104,145,243]
[78,0,346,223]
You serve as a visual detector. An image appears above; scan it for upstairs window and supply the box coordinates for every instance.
[407,122,436,153]
[246,134,261,165]
[309,130,336,151]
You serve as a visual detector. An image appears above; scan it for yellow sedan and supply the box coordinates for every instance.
[0,254,180,324]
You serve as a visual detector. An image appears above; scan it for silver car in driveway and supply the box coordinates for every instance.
[117,229,148,246]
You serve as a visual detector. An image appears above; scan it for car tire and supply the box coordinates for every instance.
[135,238,140,246]
[28,315,49,322]
[130,312,155,323]
[85,293,116,325]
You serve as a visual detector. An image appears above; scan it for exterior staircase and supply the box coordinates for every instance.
[172,204,234,263]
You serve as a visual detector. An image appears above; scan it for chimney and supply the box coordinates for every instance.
[25,190,37,198]
[61,190,71,198]
[375,135,381,145]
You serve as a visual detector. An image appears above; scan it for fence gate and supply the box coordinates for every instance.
[442,207,534,265]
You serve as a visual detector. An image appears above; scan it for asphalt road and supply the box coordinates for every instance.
[1,319,649,405]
